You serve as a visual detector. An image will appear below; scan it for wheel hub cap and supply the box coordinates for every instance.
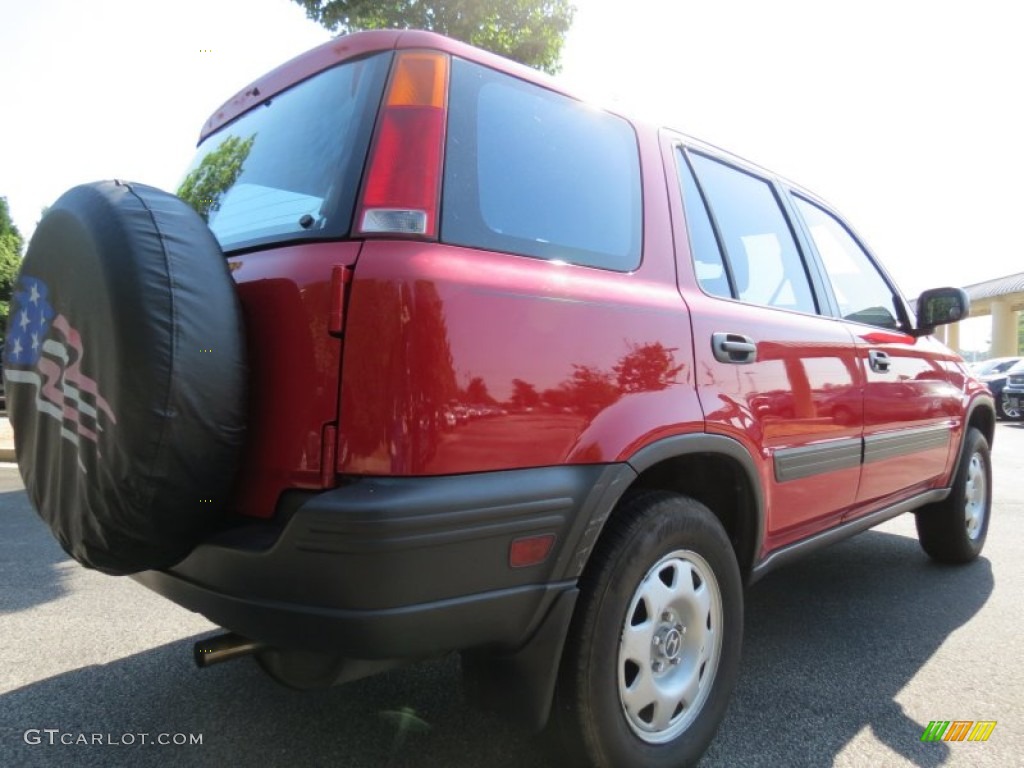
[617,550,723,744]
[964,452,987,541]
[656,625,684,662]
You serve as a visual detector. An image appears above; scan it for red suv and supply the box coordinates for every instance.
[6,30,995,767]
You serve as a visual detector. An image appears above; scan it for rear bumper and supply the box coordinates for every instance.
[132,464,633,658]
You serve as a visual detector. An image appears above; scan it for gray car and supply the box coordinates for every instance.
[1000,361,1024,420]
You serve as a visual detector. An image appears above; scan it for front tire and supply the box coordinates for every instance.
[998,395,1021,421]
[554,491,742,767]
[915,427,991,563]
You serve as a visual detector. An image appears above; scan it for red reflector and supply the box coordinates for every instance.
[509,534,556,568]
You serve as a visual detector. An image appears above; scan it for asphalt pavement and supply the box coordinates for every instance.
[2,424,1022,767]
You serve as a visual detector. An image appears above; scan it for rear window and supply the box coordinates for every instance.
[178,52,390,251]
[442,58,642,271]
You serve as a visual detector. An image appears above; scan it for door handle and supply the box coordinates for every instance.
[712,333,757,364]
[869,349,891,373]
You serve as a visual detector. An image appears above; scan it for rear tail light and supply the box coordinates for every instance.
[356,51,449,238]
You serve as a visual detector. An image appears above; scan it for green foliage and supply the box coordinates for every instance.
[0,197,25,344]
[293,0,575,73]
[177,135,256,222]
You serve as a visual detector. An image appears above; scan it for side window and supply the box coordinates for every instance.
[443,58,642,271]
[675,150,732,298]
[690,153,817,314]
[792,196,902,329]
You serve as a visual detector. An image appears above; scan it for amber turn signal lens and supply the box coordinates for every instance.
[386,52,448,108]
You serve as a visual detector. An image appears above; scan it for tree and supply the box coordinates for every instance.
[464,375,496,405]
[177,135,255,222]
[510,378,541,410]
[293,0,575,74]
[557,364,618,417]
[0,197,25,345]
[613,342,684,393]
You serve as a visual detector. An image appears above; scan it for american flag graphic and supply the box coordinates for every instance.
[4,276,117,466]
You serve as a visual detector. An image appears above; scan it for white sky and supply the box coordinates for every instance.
[1,0,1020,350]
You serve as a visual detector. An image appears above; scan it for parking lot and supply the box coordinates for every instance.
[2,423,1022,767]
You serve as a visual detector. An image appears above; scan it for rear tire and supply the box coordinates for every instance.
[915,428,991,563]
[553,491,742,767]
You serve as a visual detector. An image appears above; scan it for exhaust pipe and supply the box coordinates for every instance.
[193,632,266,668]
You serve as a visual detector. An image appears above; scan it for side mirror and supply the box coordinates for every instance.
[913,287,970,337]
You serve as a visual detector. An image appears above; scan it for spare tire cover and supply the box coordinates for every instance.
[4,180,247,575]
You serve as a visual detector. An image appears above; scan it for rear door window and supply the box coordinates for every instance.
[688,152,818,315]
[675,151,732,298]
[443,58,642,271]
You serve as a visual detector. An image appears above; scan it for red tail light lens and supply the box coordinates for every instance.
[356,51,449,237]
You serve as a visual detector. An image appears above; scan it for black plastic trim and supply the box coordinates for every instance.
[461,587,579,731]
[555,463,638,579]
[134,568,573,658]
[749,488,949,582]
[131,465,621,657]
[774,438,862,482]
[626,432,765,574]
[296,497,571,554]
[863,425,951,465]
[963,393,997,452]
